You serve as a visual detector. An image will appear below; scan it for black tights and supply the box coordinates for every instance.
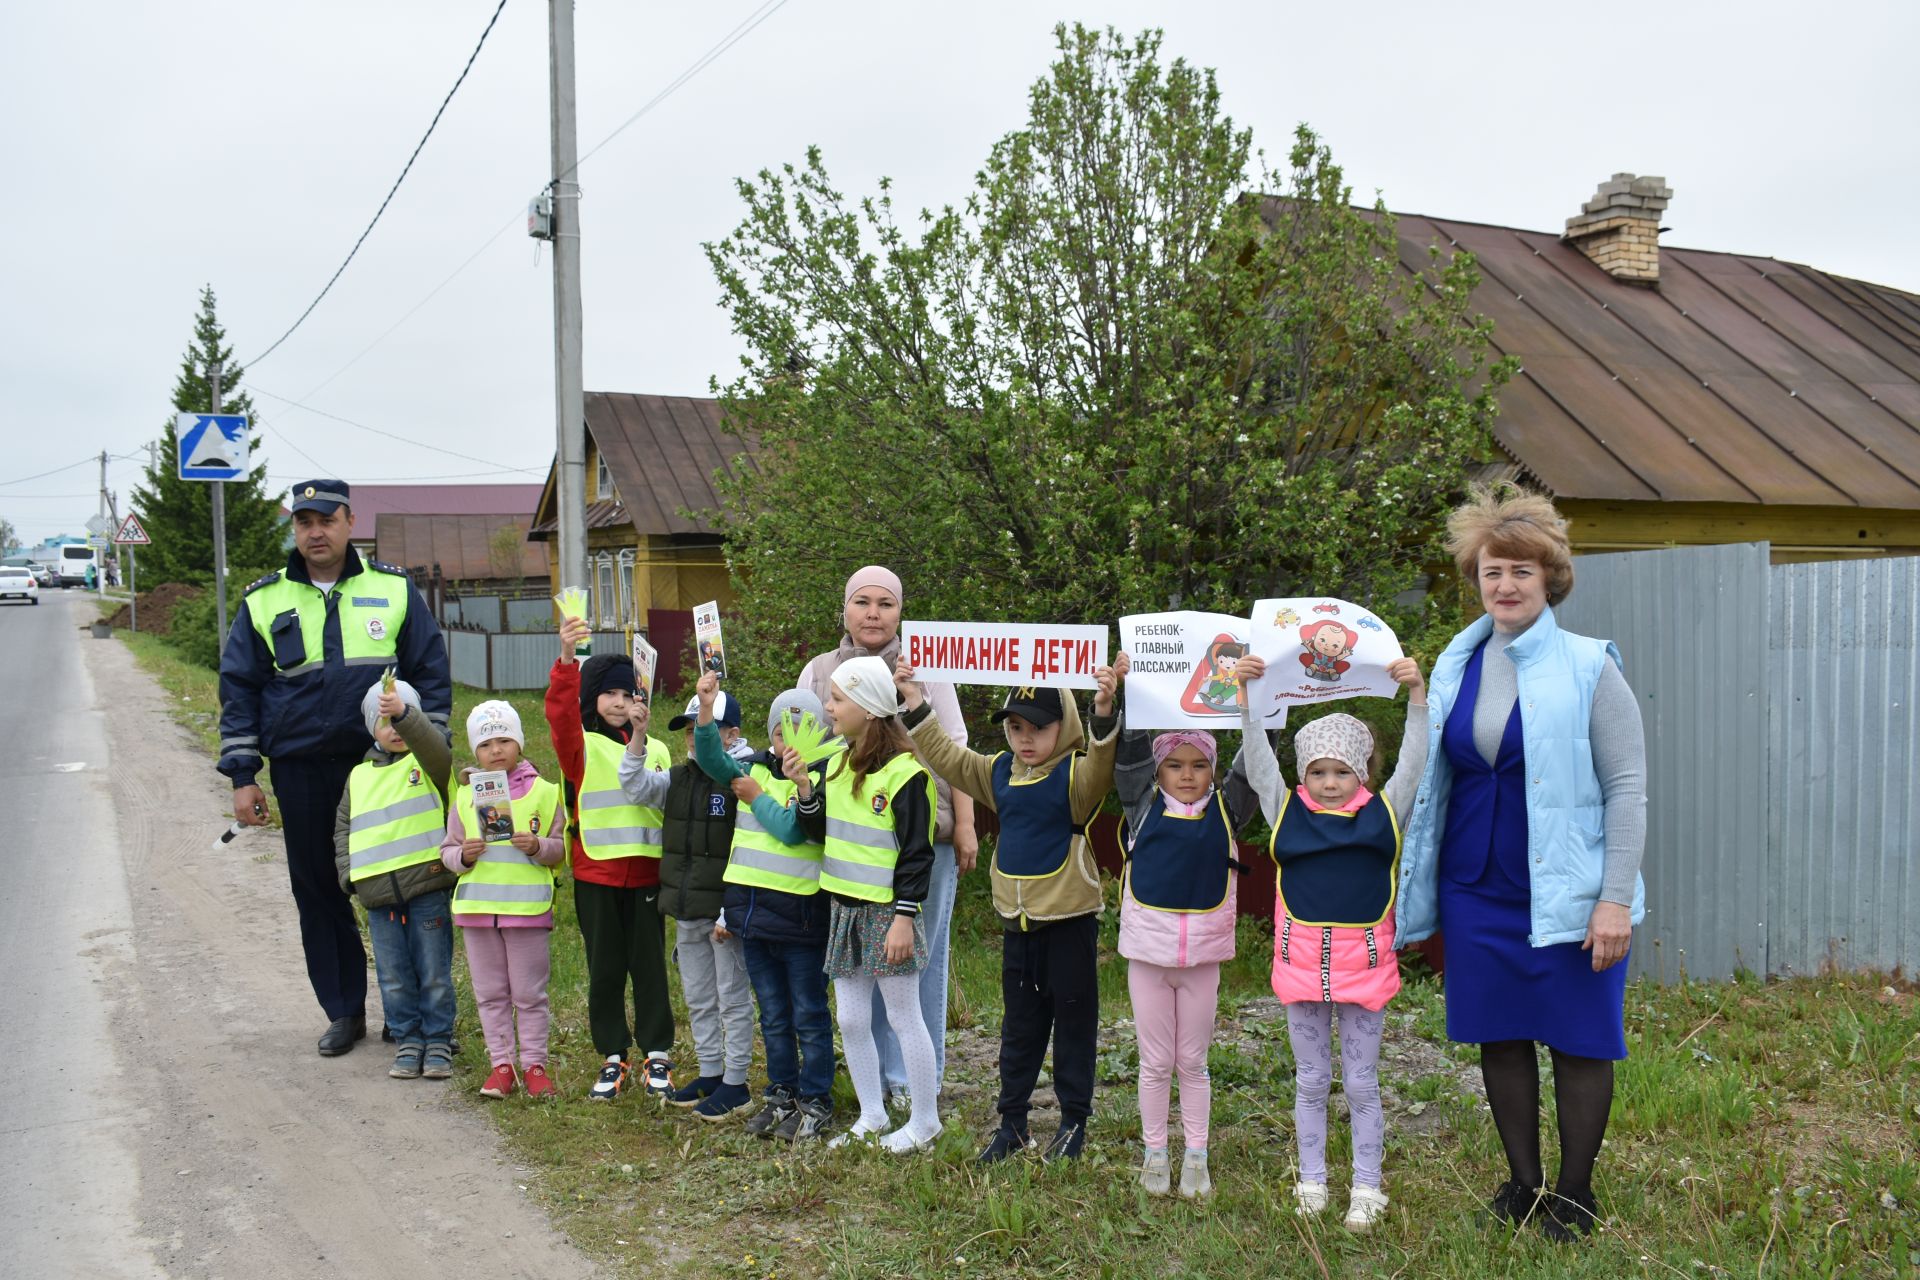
[1478,1040,1613,1199]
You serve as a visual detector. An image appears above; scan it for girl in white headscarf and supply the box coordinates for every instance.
[784,656,943,1153]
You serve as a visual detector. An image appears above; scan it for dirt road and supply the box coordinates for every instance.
[1,592,592,1278]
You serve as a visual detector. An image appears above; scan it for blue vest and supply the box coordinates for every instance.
[1270,792,1399,926]
[990,752,1079,879]
[1124,793,1234,913]
[1396,607,1647,948]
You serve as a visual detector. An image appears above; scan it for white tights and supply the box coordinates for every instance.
[836,971,940,1142]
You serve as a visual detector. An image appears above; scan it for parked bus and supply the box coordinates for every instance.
[56,543,101,588]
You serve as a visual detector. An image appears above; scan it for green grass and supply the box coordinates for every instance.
[116,632,1920,1277]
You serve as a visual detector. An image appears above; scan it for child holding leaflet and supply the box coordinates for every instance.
[441,702,566,1100]
[1233,652,1428,1230]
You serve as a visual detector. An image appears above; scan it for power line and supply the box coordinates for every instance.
[559,0,794,186]
[247,0,512,368]
[246,384,545,475]
[0,456,97,487]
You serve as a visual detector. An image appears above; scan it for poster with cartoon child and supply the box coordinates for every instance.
[1244,597,1404,713]
[1117,612,1289,729]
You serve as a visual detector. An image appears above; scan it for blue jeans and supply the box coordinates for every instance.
[741,936,834,1102]
[874,841,956,1091]
[365,888,456,1045]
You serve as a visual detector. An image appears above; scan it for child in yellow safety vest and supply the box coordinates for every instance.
[333,678,457,1081]
[440,701,566,1101]
[786,656,942,1153]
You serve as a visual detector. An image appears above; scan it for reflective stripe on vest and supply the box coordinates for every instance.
[724,763,823,895]
[819,753,932,903]
[347,759,447,880]
[577,734,667,859]
[246,567,410,676]
[453,776,562,916]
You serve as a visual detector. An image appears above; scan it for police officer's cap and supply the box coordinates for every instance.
[289,480,351,515]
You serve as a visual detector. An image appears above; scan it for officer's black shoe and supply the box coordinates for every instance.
[975,1125,1034,1164]
[1041,1121,1087,1163]
[318,1014,367,1057]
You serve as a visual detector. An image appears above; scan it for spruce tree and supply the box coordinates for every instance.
[132,286,287,587]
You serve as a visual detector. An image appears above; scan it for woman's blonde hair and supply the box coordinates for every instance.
[1445,484,1575,606]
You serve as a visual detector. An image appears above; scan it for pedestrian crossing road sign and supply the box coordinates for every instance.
[113,513,150,545]
[175,413,251,481]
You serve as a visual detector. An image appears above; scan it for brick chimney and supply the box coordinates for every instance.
[1563,173,1672,286]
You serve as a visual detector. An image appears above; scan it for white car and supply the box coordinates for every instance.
[0,565,39,605]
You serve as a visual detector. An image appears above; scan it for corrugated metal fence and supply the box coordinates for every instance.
[445,631,633,690]
[1556,543,1917,981]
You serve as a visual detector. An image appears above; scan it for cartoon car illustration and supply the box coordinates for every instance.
[1356,616,1382,632]
[1313,602,1340,615]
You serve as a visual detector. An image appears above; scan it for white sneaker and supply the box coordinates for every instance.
[880,1121,942,1154]
[1295,1180,1329,1215]
[1179,1149,1212,1199]
[827,1118,886,1150]
[1140,1148,1171,1196]
[1345,1184,1390,1231]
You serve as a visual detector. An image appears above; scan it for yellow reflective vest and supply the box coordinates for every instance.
[453,776,563,916]
[724,762,824,895]
[819,753,934,902]
[577,733,667,859]
[347,757,447,881]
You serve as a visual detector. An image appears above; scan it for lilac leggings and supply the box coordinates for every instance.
[462,926,552,1070]
[1128,960,1219,1151]
[1286,1001,1388,1188]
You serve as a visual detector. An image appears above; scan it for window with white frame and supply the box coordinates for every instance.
[616,549,637,627]
[595,452,612,501]
[594,552,616,627]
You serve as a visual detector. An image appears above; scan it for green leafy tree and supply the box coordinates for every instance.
[131,286,286,591]
[0,517,19,558]
[703,25,1510,724]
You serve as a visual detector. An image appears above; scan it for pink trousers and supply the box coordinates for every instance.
[1128,959,1220,1150]
[461,926,552,1070]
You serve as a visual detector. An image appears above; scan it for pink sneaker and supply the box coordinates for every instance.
[480,1063,517,1099]
[522,1064,557,1101]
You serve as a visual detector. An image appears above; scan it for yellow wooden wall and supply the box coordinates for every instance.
[1560,500,1920,564]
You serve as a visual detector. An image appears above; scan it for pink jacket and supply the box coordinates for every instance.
[1119,866,1238,968]
[441,759,565,928]
[1268,785,1401,1012]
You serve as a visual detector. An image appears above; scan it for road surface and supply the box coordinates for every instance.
[0,589,592,1278]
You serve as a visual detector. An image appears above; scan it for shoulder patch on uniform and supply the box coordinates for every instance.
[369,559,408,577]
[244,571,283,595]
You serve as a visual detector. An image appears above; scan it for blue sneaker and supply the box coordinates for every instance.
[667,1074,722,1108]
[693,1082,754,1123]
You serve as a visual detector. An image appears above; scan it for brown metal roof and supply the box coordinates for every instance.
[1381,209,1920,507]
[342,483,544,543]
[374,513,547,580]
[529,393,761,539]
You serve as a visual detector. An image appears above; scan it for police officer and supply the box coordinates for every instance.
[218,481,452,1055]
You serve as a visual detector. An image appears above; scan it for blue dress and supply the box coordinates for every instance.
[1437,640,1628,1059]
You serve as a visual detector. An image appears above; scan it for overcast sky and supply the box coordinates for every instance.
[3,0,1916,546]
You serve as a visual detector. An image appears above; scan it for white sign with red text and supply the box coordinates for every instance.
[1244,596,1405,711]
[901,621,1109,689]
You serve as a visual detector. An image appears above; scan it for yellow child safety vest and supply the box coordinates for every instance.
[246,565,411,679]
[819,752,934,903]
[577,733,667,859]
[347,756,448,882]
[724,762,824,896]
[453,776,564,916]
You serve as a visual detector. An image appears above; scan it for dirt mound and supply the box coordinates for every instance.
[104,582,202,634]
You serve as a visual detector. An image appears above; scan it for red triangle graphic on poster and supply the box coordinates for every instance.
[1177,632,1247,717]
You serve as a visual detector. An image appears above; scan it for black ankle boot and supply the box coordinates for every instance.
[1547,1188,1600,1238]
[1486,1180,1545,1227]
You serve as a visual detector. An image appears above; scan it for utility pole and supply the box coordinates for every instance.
[548,0,588,597]
[97,450,109,596]
[209,361,229,643]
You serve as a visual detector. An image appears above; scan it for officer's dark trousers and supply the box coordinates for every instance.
[273,754,367,1021]
[996,913,1099,1131]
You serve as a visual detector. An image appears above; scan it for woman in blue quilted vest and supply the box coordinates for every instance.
[1395,486,1647,1243]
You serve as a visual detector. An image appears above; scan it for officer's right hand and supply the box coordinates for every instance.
[233,784,271,827]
